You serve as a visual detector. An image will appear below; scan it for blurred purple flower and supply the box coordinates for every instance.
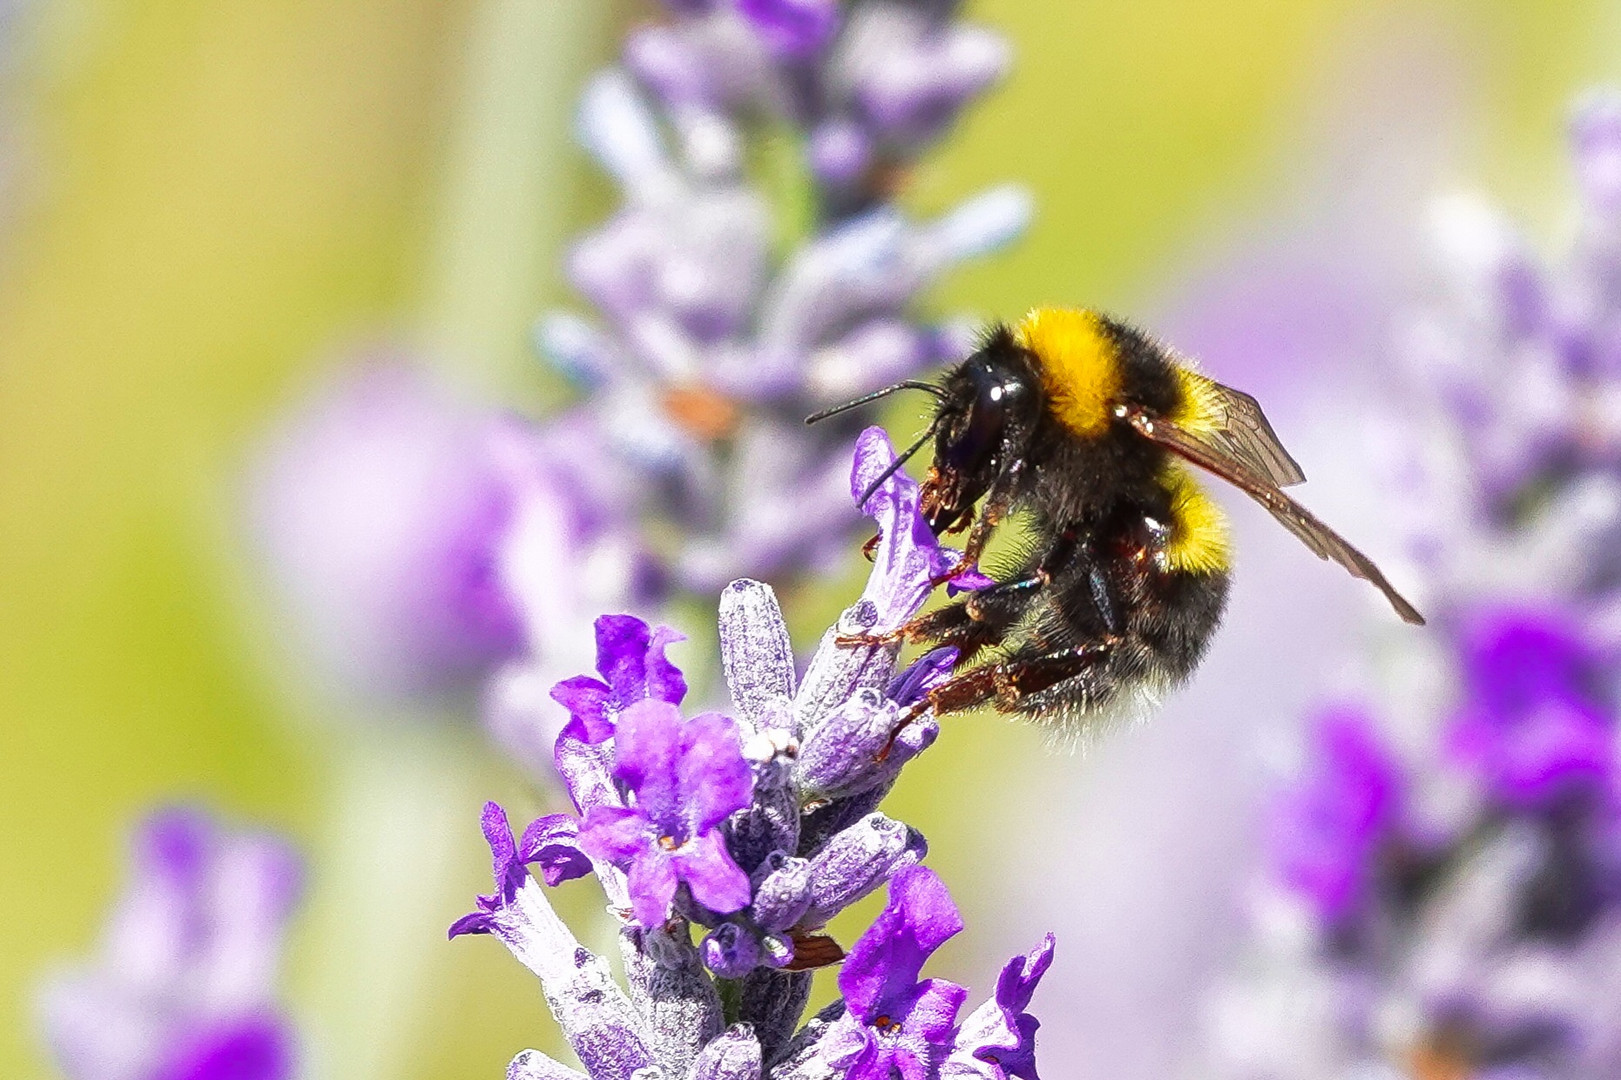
[247,363,661,713]
[247,362,524,699]
[1269,705,1405,925]
[38,807,303,1080]
[452,433,1056,1080]
[1448,608,1612,810]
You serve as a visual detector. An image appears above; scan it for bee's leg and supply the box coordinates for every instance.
[834,598,985,649]
[836,564,1050,653]
[931,461,1025,585]
[896,638,1117,724]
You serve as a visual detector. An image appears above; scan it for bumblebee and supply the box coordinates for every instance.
[809,307,1423,731]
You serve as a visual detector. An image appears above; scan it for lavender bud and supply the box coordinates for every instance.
[508,1049,589,1080]
[747,852,813,932]
[719,579,796,727]
[700,922,763,979]
[921,185,1034,265]
[537,313,620,389]
[795,687,936,800]
[1573,89,1621,219]
[792,602,900,738]
[807,118,871,187]
[800,812,927,927]
[690,1025,762,1080]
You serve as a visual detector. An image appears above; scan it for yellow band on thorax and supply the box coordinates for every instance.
[1014,308,1120,437]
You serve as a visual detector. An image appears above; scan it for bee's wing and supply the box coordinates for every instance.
[1122,407,1425,625]
[1199,380,1308,488]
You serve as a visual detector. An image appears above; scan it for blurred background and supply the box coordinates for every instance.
[7,1,1621,1078]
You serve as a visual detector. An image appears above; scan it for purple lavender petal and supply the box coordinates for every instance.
[949,934,1055,1080]
[887,647,959,707]
[549,675,615,745]
[839,865,964,1021]
[739,0,838,59]
[627,847,682,928]
[450,802,532,937]
[851,427,982,630]
[579,806,652,864]
[673,830,752,916]
[677,712,755,834]
[901,978,973,1045]
[1269,707,1403,925]
[612,698,687,826]
[154,1013,295,1080]
[519,814,593,887]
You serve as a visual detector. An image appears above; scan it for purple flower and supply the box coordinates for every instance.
[449,803,591,938]
[246,361,525,699]
[853,426,991,630]
[1447,608,1612,809]
[465,442,1057,1075]
[550,614,688,744]
[1202,89,1621,1080]
[823,866,969,1080]
[1269,705,1405,924]
[37,807,303,1080]
[739,0,837,58]
[944,934,1056,1080]
[449,804,663,1080]
[578,700,754,926]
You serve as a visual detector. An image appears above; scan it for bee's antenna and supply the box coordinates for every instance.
[856,418,943,509]
[805,380,947,425]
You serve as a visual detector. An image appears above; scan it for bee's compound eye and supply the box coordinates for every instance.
[942,363,1015,472]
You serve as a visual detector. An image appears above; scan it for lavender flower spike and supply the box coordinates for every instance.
[1202,89,1621,1080]
[526,0,1028,601]
[37,806,303,1080]
[462,431,1056,1079]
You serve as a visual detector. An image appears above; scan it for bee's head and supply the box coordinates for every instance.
[925,332,1041,532]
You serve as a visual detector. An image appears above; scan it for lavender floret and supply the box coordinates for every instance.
[454,431,1054,1080]
[36,807,304,1080]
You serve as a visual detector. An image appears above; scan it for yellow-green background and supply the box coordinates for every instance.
[2,0,1617,1077]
